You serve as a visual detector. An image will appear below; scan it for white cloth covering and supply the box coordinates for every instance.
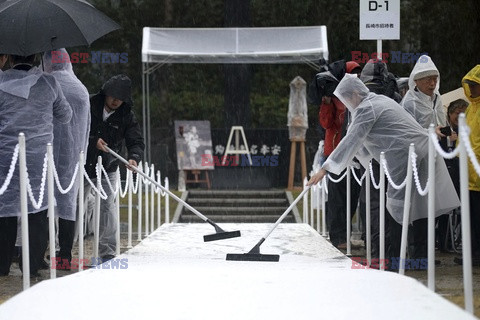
[0,67,72,217]
[42,49,91,221]
[324,74,459,224]
[402,55,446,128]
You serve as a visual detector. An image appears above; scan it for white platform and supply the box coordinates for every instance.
[0,223,475,320]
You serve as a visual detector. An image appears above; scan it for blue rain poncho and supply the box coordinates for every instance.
[402,55,446,128]
[43,49,91,221]
[0,67,72,217]
[322,74,459,224]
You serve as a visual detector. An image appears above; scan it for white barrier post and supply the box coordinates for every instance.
[321,178,327,237]
[157,171,161,228]
[115,170,121,256]
[93,156,102,262]
[459,115,473,313]
[399,144,414,275]
[78,151,85,272]
[303,177,308,224]
[144,162,149,236]
[19,133,30,289]
[150,164,155,233]
[310,183,314,227]
[427,125,436,290]
[47,144,56,279]
[127,170,133,249]
[316,185,321,233]
[366,164,371,267]
[137,166,143,240]
[346,166,352,256]
[165,177,170,223]
[379,153,386,271]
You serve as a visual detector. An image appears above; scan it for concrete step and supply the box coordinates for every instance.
[187,190,285,199]
[188,198,288,207]
[178,214,296,223]
[185,206,287,215]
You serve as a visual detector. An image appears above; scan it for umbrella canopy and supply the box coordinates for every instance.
[0,0,120,56]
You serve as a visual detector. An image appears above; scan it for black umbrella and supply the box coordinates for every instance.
[0,0,121,56]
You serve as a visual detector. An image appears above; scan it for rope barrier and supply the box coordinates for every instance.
[369,161,381,190]
[429,132,460,159]
[459,126,480,178]
[25,152,48,209]
[52,161,79,194]
[351,166,366,186]
[411,151,429,196]
[381,157,407,190]
[327,169,348,183]
[0,144,19,195]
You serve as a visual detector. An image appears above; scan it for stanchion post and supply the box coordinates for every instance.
[137,165,143,240]
[47,144,56,279]
[310,182,314,227]
[93,156,102,263]
[157,171,161,228]
[316,185,321,233]
[379,152,386,271]
[459,115,473,313]
[321,178,327,237]
[366,164,371,267]
[303,177,308,224]
[165,177,170,223]
[127,170,133,248]
[346,166,352,256]
[115,170,121,256]
[19,133,30,289]
[144,162,149,237]
[399,144,414,275]
[427,125,436,290]
[78,152,85,271]
[150,164,155,233]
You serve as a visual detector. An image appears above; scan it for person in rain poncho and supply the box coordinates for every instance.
[457,65,480,265]
[402,55,446,130]
[0,54,72,276]
[85,74,144,262]
[308,74,460,265]
[42,49,91,267]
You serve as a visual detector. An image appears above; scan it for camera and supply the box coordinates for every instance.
[440,126,452,136]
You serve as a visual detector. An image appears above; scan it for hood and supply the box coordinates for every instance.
[101,74,133,104]
[42,48,74,74]
[462,65,480,104]
[346,61,362,74]
[408,55,440,92]
[360,59,388,84]
[333,73,369,113]
[0,68,42,99]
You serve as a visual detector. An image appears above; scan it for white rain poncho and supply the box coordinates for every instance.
[0,67,72,217]
[401,55,446,128]
[43,49,91,221]
[323,74,459,224]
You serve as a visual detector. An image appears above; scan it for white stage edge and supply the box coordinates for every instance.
[0,223,475,319]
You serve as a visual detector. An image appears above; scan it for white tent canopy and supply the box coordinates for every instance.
[142,26,329,65]
[141,26,329,162]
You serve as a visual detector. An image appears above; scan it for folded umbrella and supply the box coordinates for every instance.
[0,0,120,56]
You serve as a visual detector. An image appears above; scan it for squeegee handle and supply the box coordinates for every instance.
[262,186,311,240]
[105,146,209,222]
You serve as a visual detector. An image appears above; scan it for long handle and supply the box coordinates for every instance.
[262,186,311,240]
[105,146,209,222]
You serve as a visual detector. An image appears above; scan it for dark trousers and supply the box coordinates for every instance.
[327,168,361,247]
[409,218,427,259]
[385,211,402,269]
[20,210,49,274]
[58,218,76,262]
[0,217,18,275]
[470,191,480,257]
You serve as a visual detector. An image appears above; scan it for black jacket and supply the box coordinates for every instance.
[85,93,144,177]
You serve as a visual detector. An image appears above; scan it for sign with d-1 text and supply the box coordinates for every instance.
[359,0,400,40]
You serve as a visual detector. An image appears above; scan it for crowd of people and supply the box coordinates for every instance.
[0,50,144,277]
[308,57,480,270]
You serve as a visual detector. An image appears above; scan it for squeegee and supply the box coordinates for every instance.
[105,146,241,242]
[226,186,311,262]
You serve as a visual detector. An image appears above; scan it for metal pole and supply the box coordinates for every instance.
[379,153,386,271]
[399,144,414,275]
[316,185,321,233]
[78,152,84,272]
[93,156,102,263]
[310,182,314,227]
[346,167,352,256]
[165,177,170,223]
[19,133,30,289]
[146,70,151,163]
[321,178,327,237]
[303,177,308,224]
[157,171,161,228]
[137,167,143,241]
[47,144,56,279]
[144,162,149,236]
[377,39,383,61]
[459,115,473,313]
[427,125,436,290]
[366,164,371,267]
[150,164,155,233]
[127,170,133,249]
[142,63,147,164]
[115,170,121,256]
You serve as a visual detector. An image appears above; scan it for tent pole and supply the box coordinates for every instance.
[146,67,151,163]
[142,62,147,162]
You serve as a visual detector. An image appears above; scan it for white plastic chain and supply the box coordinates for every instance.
[327,169,348,183]
[369,161,381,190]
[350,166,366,186]
[100,165,117,195]
[0,144,19,195]
[381,157,407,190]
[429,132,461,159]
[153,170,166,197]
[52,161,79,194]
[118,169,129,198]
[131,163,142,194]
[83,165,108,200]
[411,151,429,196]
[26,152,48,209]
[459,125,480,178]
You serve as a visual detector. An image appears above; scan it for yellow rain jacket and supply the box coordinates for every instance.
[462,65,480,191]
